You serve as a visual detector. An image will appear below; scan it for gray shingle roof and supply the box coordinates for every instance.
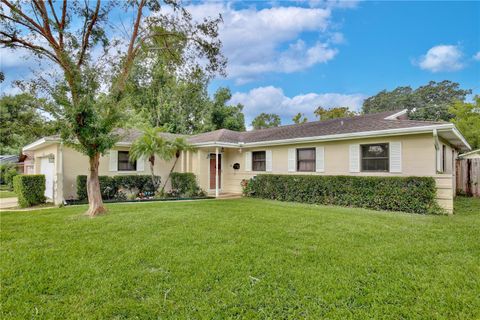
[187,111,444,144]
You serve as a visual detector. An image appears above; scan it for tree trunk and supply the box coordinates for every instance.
[160,156,180,194]
[149,156,159,191]
[86,153,107,216]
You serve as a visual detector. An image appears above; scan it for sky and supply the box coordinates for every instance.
[1,1,479,127]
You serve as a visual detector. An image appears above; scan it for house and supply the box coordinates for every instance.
[458,149,480,160]
[22,110,470,213]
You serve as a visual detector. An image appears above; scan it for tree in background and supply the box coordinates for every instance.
[210,88,246,131]
[362,80,471,121]
[0,94,58,154]
[0,1,225,216]
[314,107,357,121]
[251,113,281,129]
[449,97,480,149]
[292,112,308,124]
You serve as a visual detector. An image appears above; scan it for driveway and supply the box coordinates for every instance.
[0,197,18,210]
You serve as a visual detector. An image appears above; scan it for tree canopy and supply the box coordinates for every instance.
[362,80,471,121]
[210,88,246,132]
[292,113,308,124]
[449,97,480,150]
[314,107,357,121]
[251,113,281,130]
[0,94,58,154]
[0,0,225,216]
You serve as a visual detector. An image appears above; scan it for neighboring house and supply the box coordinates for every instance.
[23,110,470,213]
[458,149,480,160]
[0,154,33,173]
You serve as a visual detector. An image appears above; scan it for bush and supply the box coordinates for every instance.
[245,174,441,214]
[13,175,46,208]
[168,173,206,198]
[76,175,159,200]
[4,167,19,191]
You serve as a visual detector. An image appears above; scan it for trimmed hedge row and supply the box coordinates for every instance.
[13,174,46,208]
[244,174,441,214]
[76,175,158,200]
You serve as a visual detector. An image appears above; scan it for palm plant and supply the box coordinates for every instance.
[160,137,195,193]
[129,127,171,191]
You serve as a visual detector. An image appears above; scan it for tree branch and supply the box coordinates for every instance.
[78,0,101,67]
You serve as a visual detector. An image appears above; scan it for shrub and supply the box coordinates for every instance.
[13,174,46,208]
[245,174,441,214]
[169,173,206,198]
[76,175,159,200]
[4,167,19,191]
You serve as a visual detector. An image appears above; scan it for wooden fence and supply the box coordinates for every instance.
[456,159,480,197]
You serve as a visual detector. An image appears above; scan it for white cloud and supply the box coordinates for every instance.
[230,86,365,124]
[185,3,346,82]
[417,45,464,72]
[473,51,480,61]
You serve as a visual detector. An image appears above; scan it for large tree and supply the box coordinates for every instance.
[314,106,357,121]
[0,0,225,216]
[251,113,281,129]
[210,88,246,131]
[449,97,480,149]
[0,94,58,154]
[362,80,471,121]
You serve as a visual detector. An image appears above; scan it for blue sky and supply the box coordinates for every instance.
[1,1,479,127]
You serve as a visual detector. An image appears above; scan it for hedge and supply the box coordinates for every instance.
[244,175,442,214]
[169,173,205,198]
[13,174,46,208]
[76,175,159,200]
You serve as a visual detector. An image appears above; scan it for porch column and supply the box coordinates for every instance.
[180,150,185,173]
[186,150,190,172]
[215,147,219,197]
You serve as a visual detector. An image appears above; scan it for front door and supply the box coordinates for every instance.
[40,157,54,200]
[209,154,222,190]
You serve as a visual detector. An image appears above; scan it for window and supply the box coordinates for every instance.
[442,145,446,173]
[118,151,136,171]
[252,151,266,171]
[297,148,315,172]
[361,143,389,172]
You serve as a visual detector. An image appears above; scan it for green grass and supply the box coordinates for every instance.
[1,197,479,319]
[0,190,16,198]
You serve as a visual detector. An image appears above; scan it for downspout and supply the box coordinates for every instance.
[433,128,440,174]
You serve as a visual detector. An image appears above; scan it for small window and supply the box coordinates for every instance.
[361,143,389,172]
[252,151,266,171]
[442,145,446,173]
[297,148,315,172]
[118,151,136,171]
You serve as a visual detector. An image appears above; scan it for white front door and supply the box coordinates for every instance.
[40,157,54,200]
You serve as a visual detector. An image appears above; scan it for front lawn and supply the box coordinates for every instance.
[1,197,479,319]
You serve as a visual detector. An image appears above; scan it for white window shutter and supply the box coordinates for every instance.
[109,150,118,172]
[436,146,442,173]
[245,152,252,172]
[266,150,273,172]
[316,147,325,172]
[389,142,402,173]
[349,144,360,173]
[136,155,145,172]
[288,148,296,172]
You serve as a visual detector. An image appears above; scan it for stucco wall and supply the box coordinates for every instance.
[32,145,181,201]
[216,133,437,194]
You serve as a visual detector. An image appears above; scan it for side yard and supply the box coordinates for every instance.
[1,197,479,319]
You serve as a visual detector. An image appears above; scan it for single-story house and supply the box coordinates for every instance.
[23,110,471,213]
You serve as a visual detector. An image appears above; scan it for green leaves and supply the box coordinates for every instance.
[13,175,46,208]
[247,175,441,214]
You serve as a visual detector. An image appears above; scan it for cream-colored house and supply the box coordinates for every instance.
[23,110,470,213]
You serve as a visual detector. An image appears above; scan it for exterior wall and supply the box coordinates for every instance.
[194,133,454,213]
[31,145,181,201]
[218,134,436,193]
